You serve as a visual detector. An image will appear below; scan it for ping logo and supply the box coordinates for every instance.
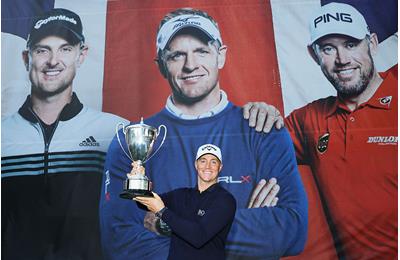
[314,12,352,28]
[79,136,100,147]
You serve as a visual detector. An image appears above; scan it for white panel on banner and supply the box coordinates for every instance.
[270,0,335,116]
[375,33,398,72]
[54,0,107,112]
[1,33,31,117]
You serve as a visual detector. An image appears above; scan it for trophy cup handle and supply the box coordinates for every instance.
[116,122,132,161]
[143,124,167,163]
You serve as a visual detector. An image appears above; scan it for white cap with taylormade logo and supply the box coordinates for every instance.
[195,144,222,163]
[156,14,222,52]
[309,2,370,45]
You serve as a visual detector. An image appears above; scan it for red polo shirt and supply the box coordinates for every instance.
[286,66,398,260]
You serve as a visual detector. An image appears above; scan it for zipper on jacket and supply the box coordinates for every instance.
[29,108,60,177]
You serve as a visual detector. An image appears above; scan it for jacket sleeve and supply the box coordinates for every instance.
[99,132,170,260]
[226,128,308,259]
[161,192,236,248]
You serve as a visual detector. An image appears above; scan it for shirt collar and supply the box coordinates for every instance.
[326,69,396,117]
[165,90,229,120]
[196,183,219,194]
[364,69,396,110]
[18,92,83,123]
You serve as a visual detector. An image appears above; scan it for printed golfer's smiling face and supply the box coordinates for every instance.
[315,34,377,98]
[164,33,226,103]
[24,36,87,97]
[195,154,222,184]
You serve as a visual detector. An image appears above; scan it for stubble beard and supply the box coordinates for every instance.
[30,76,73,100]
[323,50,375,99]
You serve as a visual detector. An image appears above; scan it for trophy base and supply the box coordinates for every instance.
[119,189,153,199]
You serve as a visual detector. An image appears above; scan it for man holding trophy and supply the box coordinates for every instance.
[100,7,308,260]
[134,144,236,260]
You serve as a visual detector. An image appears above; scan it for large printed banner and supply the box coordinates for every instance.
[2,0,397,119]
[1,0,397,259]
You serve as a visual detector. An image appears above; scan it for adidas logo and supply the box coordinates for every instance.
[79,136,100,147]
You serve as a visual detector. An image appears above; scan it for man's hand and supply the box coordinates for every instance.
[243,102,284,133]
[248,178,280,208]
[143,212,172,236]
[127,162,145,178]
[134,192,165,213]
[144,212,160,235]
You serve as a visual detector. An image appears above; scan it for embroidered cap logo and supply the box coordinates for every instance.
[202,145,217,152]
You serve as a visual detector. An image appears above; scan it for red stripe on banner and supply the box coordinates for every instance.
[102,2,340,259]
[102,0,283,121]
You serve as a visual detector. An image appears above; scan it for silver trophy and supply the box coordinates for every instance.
[116,118,167,199]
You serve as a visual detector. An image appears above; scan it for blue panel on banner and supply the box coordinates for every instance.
[1,0,55,40]
[322,0,397,42]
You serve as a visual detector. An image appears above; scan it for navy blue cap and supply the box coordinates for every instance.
[27,8,84,48]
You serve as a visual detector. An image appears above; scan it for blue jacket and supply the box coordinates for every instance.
[100,102,308,259]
